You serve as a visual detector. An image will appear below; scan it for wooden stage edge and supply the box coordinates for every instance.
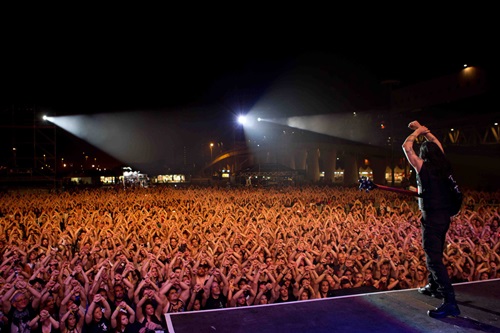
[166,278,500,333]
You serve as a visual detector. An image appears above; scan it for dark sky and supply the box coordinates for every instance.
[2,18,492,114]
[5,44,486,112]
[1,16,495,171]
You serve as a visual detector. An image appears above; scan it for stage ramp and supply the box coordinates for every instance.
[166,279,500,333]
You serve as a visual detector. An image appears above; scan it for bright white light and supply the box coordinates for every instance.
[238,115,247,125]
[257,117,262,122]
[43,115,55,122]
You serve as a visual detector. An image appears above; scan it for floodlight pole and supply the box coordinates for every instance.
[210,142,214,177]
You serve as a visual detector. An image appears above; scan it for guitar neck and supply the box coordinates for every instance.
[375,184,419,197]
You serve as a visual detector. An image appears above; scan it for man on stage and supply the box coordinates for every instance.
[402,120,460,318]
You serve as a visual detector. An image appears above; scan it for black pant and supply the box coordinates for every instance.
[421,210,454,299]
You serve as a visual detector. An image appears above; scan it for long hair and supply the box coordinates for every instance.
[419,141,451,178]
[142,299,157,319]
[65,312,80,330]
[115,311,129,332]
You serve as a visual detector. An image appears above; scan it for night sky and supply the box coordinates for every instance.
[1,15,494,172]
[3,17,491,113]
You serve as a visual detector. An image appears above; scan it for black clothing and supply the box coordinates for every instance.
[318,290,336,298]
[115,322,141,333]
[418,162,455,300]
[421,210,454,296]
[82,318,111,333]
[273,294,297,303]
[0,310,5,332]
[428,301,460,318]
[203,294,227,310]
[417,163,452,214]
[138,317,164,332]
[166,300,185,313]
[7,305,36,333]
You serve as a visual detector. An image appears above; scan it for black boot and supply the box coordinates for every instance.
[428,294,460,318]
[418,284,442,298]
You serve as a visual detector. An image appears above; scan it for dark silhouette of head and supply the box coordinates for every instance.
[419,141,451,177]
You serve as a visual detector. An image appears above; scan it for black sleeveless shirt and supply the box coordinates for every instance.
[417,162,452,213]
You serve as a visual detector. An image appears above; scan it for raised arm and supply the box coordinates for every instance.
[402,122,428,173]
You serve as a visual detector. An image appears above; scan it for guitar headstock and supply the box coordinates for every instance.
[358,176,376,193]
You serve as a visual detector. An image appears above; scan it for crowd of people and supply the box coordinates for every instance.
[0,184,499,332]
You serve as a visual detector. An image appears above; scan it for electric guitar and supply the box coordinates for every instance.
[358,177,419,197]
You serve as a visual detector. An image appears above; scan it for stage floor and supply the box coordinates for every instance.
[166,278,500,333]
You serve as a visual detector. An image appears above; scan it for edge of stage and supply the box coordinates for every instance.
[165,278,500,333]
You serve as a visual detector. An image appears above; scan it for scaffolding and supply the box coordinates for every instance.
[0,104,57,189]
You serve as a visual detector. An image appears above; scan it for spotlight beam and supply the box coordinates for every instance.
[42,115,55,122]
[283,113,381,145]
[246,113,384,146]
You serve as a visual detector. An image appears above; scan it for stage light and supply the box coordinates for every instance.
[42,115,55,122]
[238,115,247,125]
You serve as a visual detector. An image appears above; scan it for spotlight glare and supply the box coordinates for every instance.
[42,115,48,121]
[238,115,247,125]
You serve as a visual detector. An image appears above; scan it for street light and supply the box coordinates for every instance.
[210,143,214,176]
